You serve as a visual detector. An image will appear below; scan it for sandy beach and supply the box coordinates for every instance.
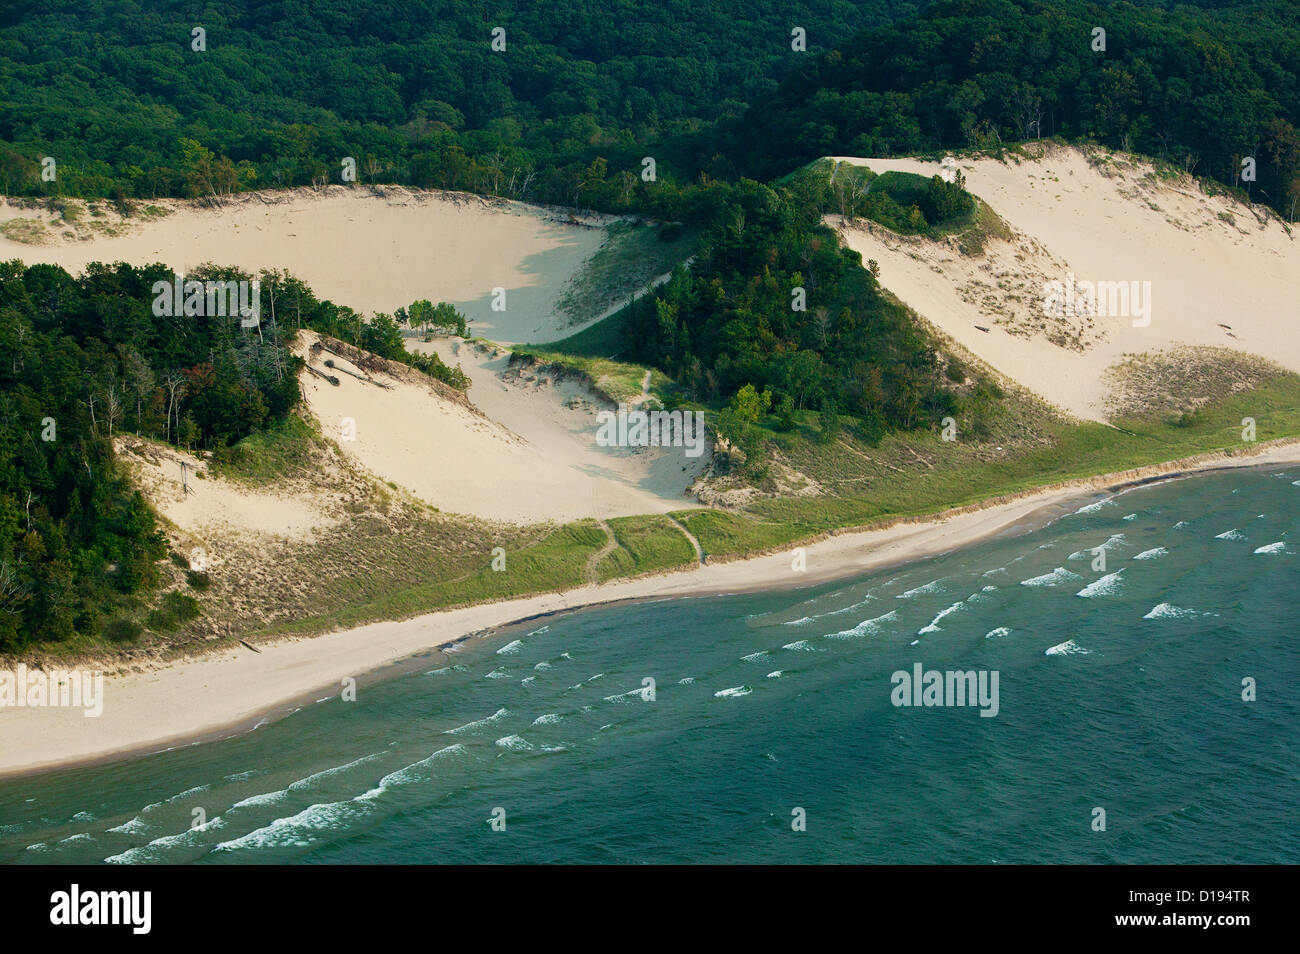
[3,438,1298,779]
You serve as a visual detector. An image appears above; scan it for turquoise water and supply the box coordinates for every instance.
[3,467,1298,864]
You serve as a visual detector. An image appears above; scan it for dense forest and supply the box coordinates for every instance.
[3,0,1299,649]
[622,176,981,444]
[0,0,916,208]
[711,0,1300,214]
[2,1,1298,216]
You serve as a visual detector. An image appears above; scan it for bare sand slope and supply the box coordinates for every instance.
[0,187,606,344]
[115,436,336,542]
[297,332,706,523]
[830,145,1299,420]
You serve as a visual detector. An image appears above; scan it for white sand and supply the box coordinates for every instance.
[116,436,335,542]
[830,145,1300,420]
[4,439,1298,777]
[0,187,607,345]
[297,332,707,522]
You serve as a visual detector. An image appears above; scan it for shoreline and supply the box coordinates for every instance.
[3,438,1299,779]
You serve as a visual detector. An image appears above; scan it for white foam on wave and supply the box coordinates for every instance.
[1142,602,1217,620]
[825,610,898,640]
[485,667,511,679]
[444,708,510,735]
[918,600,965,634]
[1020,567,1083,588]
[741,650,770,662]
[213,800,368,853]
[232,753,385,809]
[376,744,467,789]
[984,627,1012,639]
[1076,569,1124,598]
[766,671,783,679]
[714,686,752,698]
[781,639,817,651]
[105,816,230,863]
[897,579,944,599]
[1068,533,1126,561]
[106,816,151,835]
[531,713,561,726]
[526,625,550,637]
[495,735,533,751]
[1134,547,1168,560]
[1254,541,1287,554]
[602,688,647,704]
[1215,528,1246,541]
[139,784,210,815]
[1045,639,1092,656]
[1071,498,1114,516]
[496,639,523,655]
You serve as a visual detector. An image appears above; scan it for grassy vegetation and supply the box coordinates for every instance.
[681,365,1300,559]
[512,346,675,406]
[209,412,320,485]
[31,338,1300,662]
[552,220,696,330]
[594,515,698,581]
[0,217,48,244]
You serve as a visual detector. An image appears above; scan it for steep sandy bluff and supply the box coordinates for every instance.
[828,144,1299,421]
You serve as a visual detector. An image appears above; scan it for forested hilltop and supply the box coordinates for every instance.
[0,0,917,206]
[713,0,1300,214]
[2,1,1298,216]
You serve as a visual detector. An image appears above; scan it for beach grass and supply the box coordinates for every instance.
[595,515,698,581]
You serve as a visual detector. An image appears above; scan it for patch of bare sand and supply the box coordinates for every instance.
[116,435,336,542]
[296,331,708,523]
[0,187,609,345]
[829,144,1300,421]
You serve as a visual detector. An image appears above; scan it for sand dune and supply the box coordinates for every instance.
[4,186,705,526]
[297,332,707,523]
[1,186,609,345]
[830,145,1300,420]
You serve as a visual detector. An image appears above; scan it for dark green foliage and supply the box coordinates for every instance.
[185,569,211,591]
[146,590,201,632]
[0,0,916,209]
[102,618,144,643]
[720,0,1300,217]
[0,260,301,651]
[621,178,959,432]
